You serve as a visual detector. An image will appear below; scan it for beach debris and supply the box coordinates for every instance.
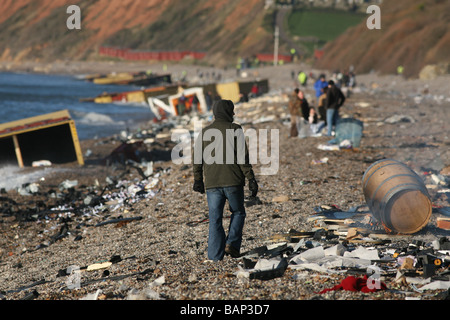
[59,180,78,190]
[238,222,450,295]
[362,159,432,234]
[384,114,415,124]
[32,160,52,167]
[17,183,40,196]
[437,217,450,230]
[334,118,364,148]
[318,275,387,294]
[80,289,102,300]
[126,276,166,300]
[86,261,113,272]
[311,157,328,165]
[317,144,340,151]
[0,110,84,168]
[95,216,143,227]
[236,255,288,281]
[272,195,289,202]
[21,290,40,300]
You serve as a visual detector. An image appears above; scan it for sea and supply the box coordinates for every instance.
[0,72,156,140]
[0,71,156,190]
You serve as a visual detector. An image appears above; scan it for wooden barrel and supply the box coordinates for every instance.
[362,159,431,234]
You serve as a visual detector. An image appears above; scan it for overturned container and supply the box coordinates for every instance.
[362,159,431,234]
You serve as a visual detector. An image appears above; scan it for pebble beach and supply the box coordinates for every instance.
[0,61,449,305]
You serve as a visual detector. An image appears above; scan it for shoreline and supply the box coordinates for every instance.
[2,59,450,96]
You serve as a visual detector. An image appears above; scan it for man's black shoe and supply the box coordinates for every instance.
[225,244,240,258]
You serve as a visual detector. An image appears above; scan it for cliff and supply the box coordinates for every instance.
[313,0,450,78]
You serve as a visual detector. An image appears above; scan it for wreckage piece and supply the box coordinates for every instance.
[362,159,432,234]
[0,110,84,167]
[95,216,143,227]
[318,275,387,294]
[5,278,51,295]
[266,230,316,243]
[246,257,288,281]
[334,118,364,148]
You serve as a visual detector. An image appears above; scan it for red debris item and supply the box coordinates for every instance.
[319,275,387,294]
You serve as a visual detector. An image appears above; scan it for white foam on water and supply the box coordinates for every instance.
[78,112,124,125]
[0,165,64,191]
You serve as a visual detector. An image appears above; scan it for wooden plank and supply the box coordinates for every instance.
[0,110,72,138]
[69,121,84,166]
[12,135,24,168]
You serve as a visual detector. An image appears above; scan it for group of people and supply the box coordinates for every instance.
[289,73,346,138]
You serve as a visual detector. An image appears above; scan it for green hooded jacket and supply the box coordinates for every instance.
[193,99,255,189]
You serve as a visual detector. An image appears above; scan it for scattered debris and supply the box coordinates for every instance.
[384,114,415,124]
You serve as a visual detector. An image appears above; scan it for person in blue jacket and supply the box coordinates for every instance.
[314,74,328,100]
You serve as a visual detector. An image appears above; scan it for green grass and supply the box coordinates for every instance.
[288,9,365,42]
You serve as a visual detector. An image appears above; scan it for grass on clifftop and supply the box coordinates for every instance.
[288,9,365,42]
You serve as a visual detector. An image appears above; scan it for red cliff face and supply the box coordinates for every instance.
[0,0,447,77]
[0,0,269,64]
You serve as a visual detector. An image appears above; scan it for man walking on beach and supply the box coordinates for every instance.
[325,80,346,136]
[193,100,258,261]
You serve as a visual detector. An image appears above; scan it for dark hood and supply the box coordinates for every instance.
[212,99,234,122]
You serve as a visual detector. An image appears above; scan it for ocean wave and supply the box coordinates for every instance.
[76,112,125,125]
[0,165,66,191]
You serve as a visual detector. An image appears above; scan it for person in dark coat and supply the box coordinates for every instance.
[288,88,301,137]
[325,80,346,136]
[298,90,310,121]
[193,100,258,261]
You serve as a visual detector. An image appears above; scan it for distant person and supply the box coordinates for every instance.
[298,71,307,87]
[238,92,249,103]
[205,91,213,112]
[297,90,311,138]
[336,71,343,88]
[315,86,328,134]
[177,94,186,115]
[308,107,318,124]
[308,107,320,135]
[193,99,258,261]
[288,88,301,137]
[344,71,356,98]
[192,94,200,113]
[317,86,328,123]
[249,83,259,99]
[314,74,328,101]
[325,80,346,136]
[298,90,310,121]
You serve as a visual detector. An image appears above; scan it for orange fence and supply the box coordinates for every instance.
[99,47,207,61]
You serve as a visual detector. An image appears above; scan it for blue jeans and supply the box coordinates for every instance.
[327,108,339,136]
[206,186,246,261]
